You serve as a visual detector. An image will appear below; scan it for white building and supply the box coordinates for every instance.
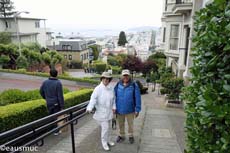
[0,17,52,47]
[161,0,211,79]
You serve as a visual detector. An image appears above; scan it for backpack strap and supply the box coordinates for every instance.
[114,82,119,97]
[132,81,136,107]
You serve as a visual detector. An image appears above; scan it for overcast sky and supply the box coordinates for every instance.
[12,0,163,35]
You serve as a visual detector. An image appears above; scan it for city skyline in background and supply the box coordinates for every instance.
[12,0,163,37]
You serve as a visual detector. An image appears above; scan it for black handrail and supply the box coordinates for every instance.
[0,101,89,153]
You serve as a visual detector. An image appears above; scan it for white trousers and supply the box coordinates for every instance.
[97,120,111,146]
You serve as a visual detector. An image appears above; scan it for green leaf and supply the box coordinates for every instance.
[224,74,230,79]
[225,10,230,17]
[223,44,230,52]
[226,23,230,31]
[223,85,230,91]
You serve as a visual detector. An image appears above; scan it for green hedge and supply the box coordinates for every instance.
[111,66,122,74]
[0,69,99,84]
[0,89,93,133]
[0,88,70,106]
[182,1,230,152]
[95,63,106,74]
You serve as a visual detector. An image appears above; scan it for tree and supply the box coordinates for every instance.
[142,60,158,76]
[118,31,128,46]
[183,0,230,152]
[21,48,42,71]
[42,50,63,68]
[89,45,99,60]
[16,55,28,69]
[0,0,16,28]
[21,43,42,52]
[148,52,166,70]
[0,44,18,69]
[122,55,143,73]
[0,32,11,44]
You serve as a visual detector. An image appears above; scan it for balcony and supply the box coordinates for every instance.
[172,0,193,14]
[164,49,180,58]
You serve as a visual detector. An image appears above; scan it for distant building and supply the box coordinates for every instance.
[0,17,52,47]
[53,39,90,65]
[160,0,210,78]
[102,47,128,56]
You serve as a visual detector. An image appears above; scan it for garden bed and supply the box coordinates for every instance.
[165,99,183,108]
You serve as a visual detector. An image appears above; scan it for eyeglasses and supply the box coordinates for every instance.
[102,77,110,80]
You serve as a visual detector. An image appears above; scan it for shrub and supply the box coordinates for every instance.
[182,1,230,152]
[0,89,25,106]
[0,89,93,133]
[95,63,106,74]
[0,88,70,106]
[16,56,28,69]
[160,88,170,95]
[111,66,121,74]
[161,78,184,100]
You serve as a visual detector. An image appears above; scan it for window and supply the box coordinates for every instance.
[165,0,168,11]
[67,45,72,50]
[69,55,72,60]
[81,55,83,61]
[169,25,179,50]
[62,45,72,50]
[64,55,67,59]
[163,27,166,42]
[84,54,86,60]
[35,21,40,28]
[176,0,182,4]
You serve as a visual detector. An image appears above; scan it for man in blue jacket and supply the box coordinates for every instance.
[40,69,64,135]
[114,69,141,144]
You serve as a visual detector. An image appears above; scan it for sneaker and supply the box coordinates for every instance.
[116,136,125,143]
[102,143,110,151]
[108,141,115,147]
[129,137,134,144]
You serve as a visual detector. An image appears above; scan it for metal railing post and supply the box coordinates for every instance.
[70,112,76,153]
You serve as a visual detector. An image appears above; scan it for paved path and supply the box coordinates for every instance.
[0,72,94,92]
[139,87,185,153]
[32,86,185,153]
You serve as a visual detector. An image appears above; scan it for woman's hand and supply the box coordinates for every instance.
[86,110,92,114]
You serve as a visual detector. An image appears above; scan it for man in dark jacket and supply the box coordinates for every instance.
[40,69,64,135]
[114,69,141,144]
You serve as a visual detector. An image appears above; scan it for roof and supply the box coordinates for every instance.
[55,40,88,51]
[0,17,46,20]
[10,32,39,36]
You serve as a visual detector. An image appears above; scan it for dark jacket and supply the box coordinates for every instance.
[40,78,64,110]
[114,80,141,114]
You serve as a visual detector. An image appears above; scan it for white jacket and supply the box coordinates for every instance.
[86,82,116,121]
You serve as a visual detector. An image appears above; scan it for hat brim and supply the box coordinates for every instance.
[122,73,130,76]
[100,76,113,81]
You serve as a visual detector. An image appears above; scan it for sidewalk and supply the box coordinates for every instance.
[33,87,185,153]
[138,89,185,153]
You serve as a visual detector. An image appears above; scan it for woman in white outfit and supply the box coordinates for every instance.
[86,72,116,151]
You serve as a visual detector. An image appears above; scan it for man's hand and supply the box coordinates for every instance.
[112,109,116,114]
[135,112,139,118]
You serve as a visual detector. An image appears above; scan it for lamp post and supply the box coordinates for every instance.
[14,11,29,56]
